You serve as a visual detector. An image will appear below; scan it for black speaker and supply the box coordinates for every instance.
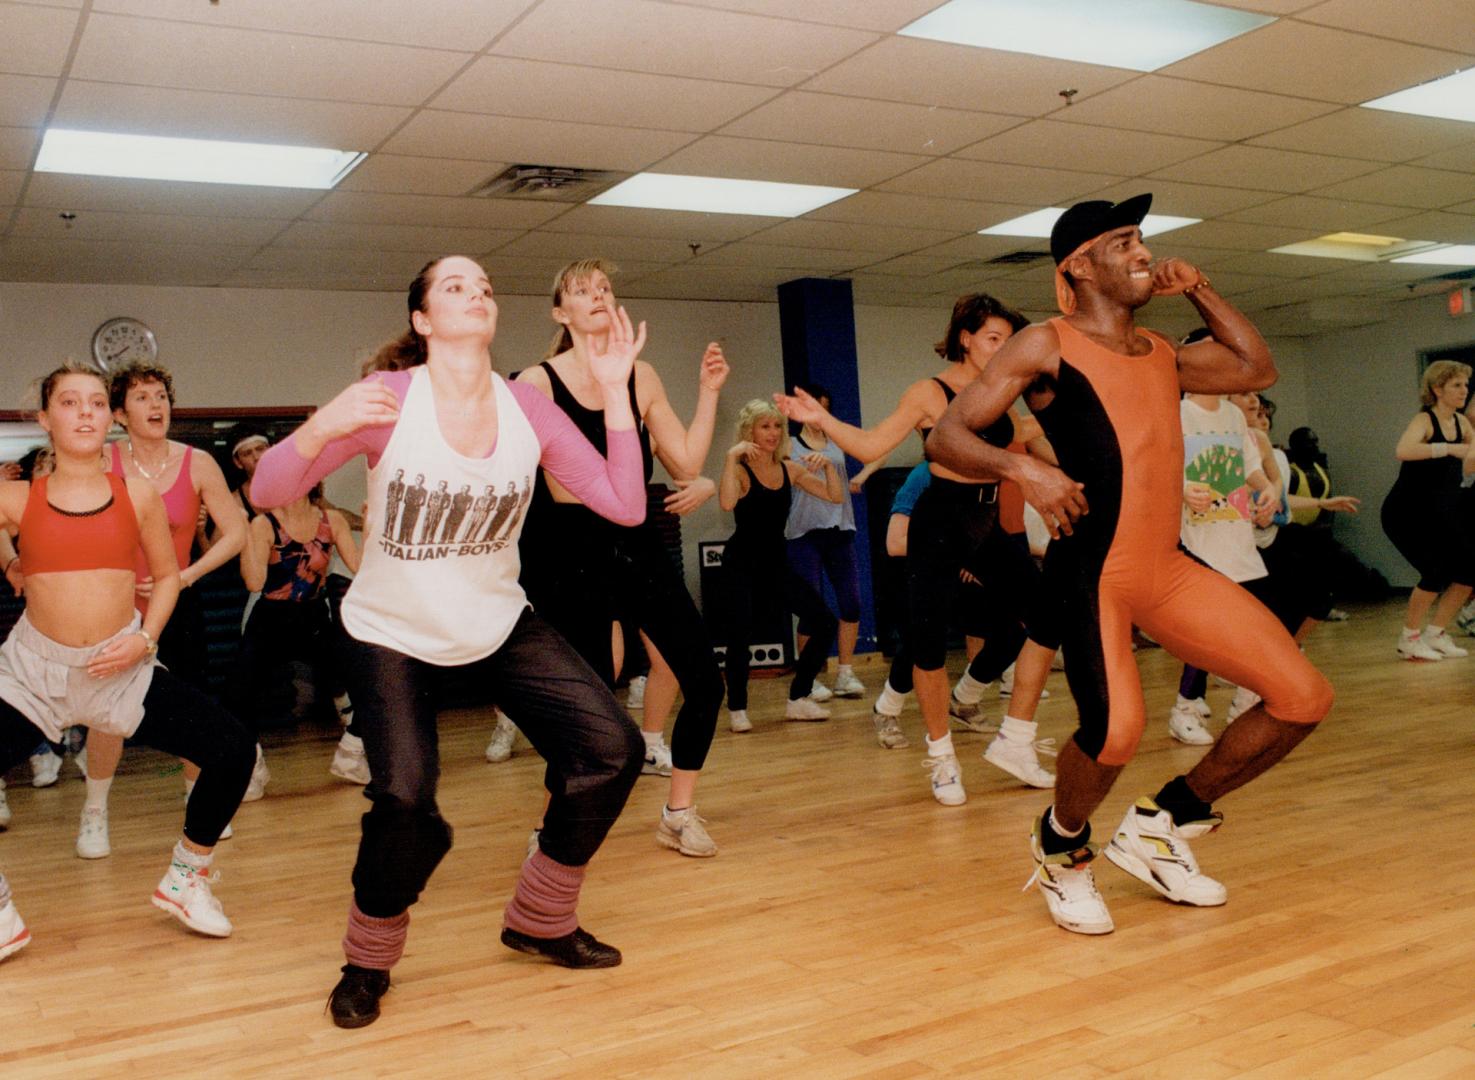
[698,541,792,669]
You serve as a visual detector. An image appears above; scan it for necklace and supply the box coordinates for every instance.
[127,440,171,482]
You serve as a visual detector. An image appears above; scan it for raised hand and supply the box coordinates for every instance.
[310,378,401,443]
[1151,257,1206,297]
[699,343,730,392]
[589,304,648,389]
[663,475,716,516]
[728,440,760,464]
[773,387,828,425]
[800,452,827,473]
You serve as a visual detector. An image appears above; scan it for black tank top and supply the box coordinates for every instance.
[917,375,1014,448]
[538,361,654,483]
[729,460,790,559]
[1390,407,1465,504]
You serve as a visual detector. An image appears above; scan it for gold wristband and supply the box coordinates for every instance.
[1183,276,1212,296]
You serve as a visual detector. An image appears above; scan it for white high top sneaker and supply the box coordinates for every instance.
[1026,816,1112,935]
[1104,797,1227,906]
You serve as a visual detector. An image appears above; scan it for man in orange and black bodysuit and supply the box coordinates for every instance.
[928,195,1334,935]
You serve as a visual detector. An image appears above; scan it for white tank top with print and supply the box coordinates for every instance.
[342,366,539,665]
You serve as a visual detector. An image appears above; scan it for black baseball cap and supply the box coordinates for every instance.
[1050,193,1153,265]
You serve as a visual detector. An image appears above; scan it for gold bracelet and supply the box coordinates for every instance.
[1183,276,1212,296]
[136,629,159,657]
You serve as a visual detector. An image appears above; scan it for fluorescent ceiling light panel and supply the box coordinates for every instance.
[899,0,1274,72]
[590,173,856,217]
[1363,67,1475,123]
[1391,245,1475,266]
[36,129,365,189]
[1269,233,1448,262]
[980,207,1200,238]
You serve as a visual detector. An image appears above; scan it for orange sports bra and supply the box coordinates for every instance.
[18,473,140,575]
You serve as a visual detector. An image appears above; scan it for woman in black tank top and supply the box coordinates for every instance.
[1381,360,1475,660]
[515,259,732,858]
[717,400,844,728]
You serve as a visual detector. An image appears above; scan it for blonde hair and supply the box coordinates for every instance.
[545,258,619,359]
[735,398,787,464]
[1421,359,1472,408]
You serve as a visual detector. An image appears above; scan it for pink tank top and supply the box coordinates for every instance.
[110,441,200,611]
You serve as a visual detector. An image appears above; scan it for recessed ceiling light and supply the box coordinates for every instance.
[590,173,856,217]
[1320,232,1405,247]
[36,128,365,189]
[1269,233,1447,262]
[1362,67,1475,123]
[899,0,1275,72]
[1391,245,1475,266]
[980,206,1200,238]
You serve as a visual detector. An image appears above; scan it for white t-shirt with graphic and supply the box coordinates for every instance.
[1180,395,1266,583]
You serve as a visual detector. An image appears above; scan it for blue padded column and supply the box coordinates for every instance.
[777,277,875,652]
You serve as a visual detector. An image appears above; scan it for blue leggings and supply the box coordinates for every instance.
[788,528,861,635]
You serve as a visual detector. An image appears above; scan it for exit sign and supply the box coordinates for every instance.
[1451,285,1475,317]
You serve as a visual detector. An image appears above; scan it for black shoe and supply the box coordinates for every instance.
[500,926,622,968]
[328,964,390,1028]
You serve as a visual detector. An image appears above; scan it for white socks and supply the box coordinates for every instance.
[999,716,1037,744]
[926,732,956,759]
[642,730,666,750]
[875,681,907,717]
[1047,807,1084,840]
[169,839,211,879]
[837,663,854,679]
[953,671,988,705]
[83,776,112,812]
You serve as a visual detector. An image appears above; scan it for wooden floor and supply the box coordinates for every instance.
[1,598,1472,1078]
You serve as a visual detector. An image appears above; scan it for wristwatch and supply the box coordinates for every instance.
[136,629,159,658]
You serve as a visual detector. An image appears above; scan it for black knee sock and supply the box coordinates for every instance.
[1155,776,1212,826]
[1039,808,1092,856]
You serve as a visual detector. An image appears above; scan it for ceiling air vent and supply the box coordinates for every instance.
[984,250,1052,267]
[470,164,623,202]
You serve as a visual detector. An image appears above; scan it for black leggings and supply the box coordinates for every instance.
[525,512,723,772]
[721,546,837,710]
[0,668,253,846]
[1381,488,1472,593]
[339,608,642,919]
[233,597,345,733]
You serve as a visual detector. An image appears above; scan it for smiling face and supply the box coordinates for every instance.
[1072,225,1154,308]
[39,372,110,457]
[751,412,784,454]
[115,377,172,441]
[1228,391,1261,429]
[411,256,497,345]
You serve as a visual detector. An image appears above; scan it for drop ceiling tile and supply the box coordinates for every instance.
[0,236,255,273]
[1161,20,1467,104]
[537,205,774,243]
[0,75,55,126]
[1410,143,1475,174]
[271,220,526,253]
[1248,107,1475,164]
[718,91,1020,156]
[337,155,507,198]
[433,57,777,133]
[9,206,288,245]
[495,230,715,263]
[743,217,960,255]
[244,247,451,276]
[0,171,24,204]
[22,173,324,218]
[1077,179,1284,219]
[1053,76,1340,141]
[1371,212,1475,244]
[692,243,865,271]
[1195,250,1345,278]
[666,0,942,32]
[913,234,1054,262]
[0,127,37,170]
[1310,165,1475,209]
[806,191,1021,232]
[220,268,404,291]
[0,2,79,77]
[878,158,1121,206]
[957,120,1221,175]
[1165,220,1321,250]
[491,0,878,87]
[653,135,925,188]
[90,0,534,52]
[1447,199,1475,216]
[53,81,411,147]
[382,110,694,172]
[1210,0,1323,12]
[1222,195,1409,231]
[1298,0,1475,54]
[1149,145,1382,194]
[805,36,1136,115]
[305,191,563,229]
[72,13,471,106]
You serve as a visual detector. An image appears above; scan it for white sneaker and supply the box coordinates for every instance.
[625,675,647,710]
[76,806,110,859]
[1176,694,1210,719]
[484,711,516,763]
[923,753,967,806]
[1424,629,1468,658]
[807,681,834,703]
[1455,601,1475,635]
[30,750,62,788]
[241,744,269,802]
[1104,797,1226,907]
[1225,686,1261,723]
[832,670,865,698]
[784,697,830,722]
[329,733,371,785]
[152,862,232,937]
[1168,702,1215,746]
[1026,818,1113,935]
[1397,632,1444,661]
[656,806,717,858]
[948,694,993,733]
[984,735,1056,788]
[0,780,10,830]
[872,708,909,750]
[0,899,30,961]
[728,708,752,733]
[642,737,673,775]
